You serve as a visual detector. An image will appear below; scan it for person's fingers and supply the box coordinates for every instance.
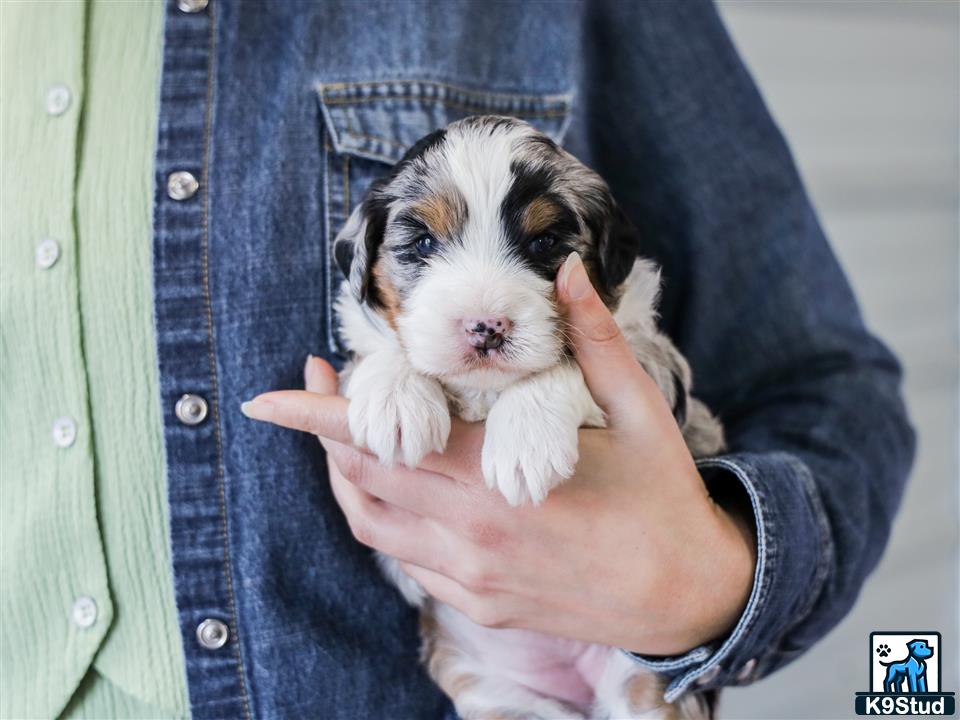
[396,561,474,609]
[241,389,354,443]
[304,354,338,395]
[324,439,475,519]
[397,561,514,629]
[241,370,485,480]
[327,460,450,569]
[416,417,486,481]
[556,251,650,422]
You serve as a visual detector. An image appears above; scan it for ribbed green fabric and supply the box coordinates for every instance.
[0,2,188,717]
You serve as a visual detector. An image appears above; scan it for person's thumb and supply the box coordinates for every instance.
[557,251,646,420]
[304,354,339,395]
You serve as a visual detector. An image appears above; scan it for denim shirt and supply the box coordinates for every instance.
[155,1,915,717]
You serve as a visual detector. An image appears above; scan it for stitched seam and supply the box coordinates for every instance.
[323,139,336,354]
[622,646,711,671]
[317,78,572,107]
[337,148,402,166]
[330,107,566,160]
[343,155,350,214]
[314,81,570,163]
[323,95,569,118]
[199,7,251,718]
[341,130,408,149]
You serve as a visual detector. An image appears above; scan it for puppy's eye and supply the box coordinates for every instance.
[527,234,557,257]
[414,234,438,257]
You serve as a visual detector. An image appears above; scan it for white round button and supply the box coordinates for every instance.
[45,85,72,116]
[71,596,98,628]
[177,0,209,11]
[35,239,61,269]
[196,618,229,649]
[52,416,77,448]
[696,664,721,686]
[175,394,208,426]
[167,171,199,201]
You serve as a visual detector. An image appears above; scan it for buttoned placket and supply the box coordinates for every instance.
[46,67,107,636]
[9,4,120,716]
[152,1,251,717]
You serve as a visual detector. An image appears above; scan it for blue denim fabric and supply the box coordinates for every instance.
[153,1,915,718]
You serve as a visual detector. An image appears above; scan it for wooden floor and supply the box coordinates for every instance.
[714,2,959,717]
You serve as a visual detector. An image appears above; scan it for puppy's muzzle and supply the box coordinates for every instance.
[462,317,512,350]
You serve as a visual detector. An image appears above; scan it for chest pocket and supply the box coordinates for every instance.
[316,79,572,357]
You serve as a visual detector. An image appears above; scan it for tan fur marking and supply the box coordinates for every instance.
[626,672,664,714]
[420,608,481,701]
[521,195,563,236]
[371,258,402,329]
[411,191,467,239]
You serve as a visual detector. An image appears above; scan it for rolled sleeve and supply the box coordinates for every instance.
[627,453,833,702]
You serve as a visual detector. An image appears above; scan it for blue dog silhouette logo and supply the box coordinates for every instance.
[879,638,933,693]
[855,631,955,716]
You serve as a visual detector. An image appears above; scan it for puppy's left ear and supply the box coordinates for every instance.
[595,202,642,299]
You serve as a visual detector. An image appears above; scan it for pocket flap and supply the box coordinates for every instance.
[316,79,572,164]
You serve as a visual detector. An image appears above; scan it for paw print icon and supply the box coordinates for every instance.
[876,643,891,658]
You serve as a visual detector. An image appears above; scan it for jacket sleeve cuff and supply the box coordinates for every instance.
[624,452,834,701]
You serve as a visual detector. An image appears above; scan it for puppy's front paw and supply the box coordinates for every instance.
[481,392,580,506]
[346,362,450,467]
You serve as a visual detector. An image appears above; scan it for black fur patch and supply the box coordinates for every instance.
[359,193,390,306]
[500,160,579,280]
[345,129,448,306]
[396,128,447,169]
[583,200,640,304]
[671,370,688,428]
[333,235,354,277]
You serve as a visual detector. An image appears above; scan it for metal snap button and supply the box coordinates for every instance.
[696,664,721,686]
[175,394,208,426]
[736,658,758,682]
[167,171,199,201]
[177,0,209,12]
[196,618,229,649]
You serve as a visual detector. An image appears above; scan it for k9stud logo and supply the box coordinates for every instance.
[855,632,955,715]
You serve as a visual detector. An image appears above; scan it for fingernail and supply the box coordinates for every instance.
[560,251,591,300]
[240,399,272,421]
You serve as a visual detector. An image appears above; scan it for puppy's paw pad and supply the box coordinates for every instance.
[347,372,450,467]
[481,398,579,506]
[876,644,891,658]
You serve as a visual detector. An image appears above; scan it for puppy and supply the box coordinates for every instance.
[333,116,725,719]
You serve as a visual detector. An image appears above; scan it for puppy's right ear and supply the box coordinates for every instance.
[333,235,354,279]
[332,182,389,308]
[333,128,447,306]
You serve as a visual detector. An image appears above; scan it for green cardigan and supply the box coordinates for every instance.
[1,1,187,717]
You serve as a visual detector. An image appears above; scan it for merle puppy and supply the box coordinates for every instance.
[333,116,723,719]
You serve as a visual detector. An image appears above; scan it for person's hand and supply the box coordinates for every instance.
[241,252,755,655]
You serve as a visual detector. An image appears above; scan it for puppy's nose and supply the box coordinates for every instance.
[462,317,512,350]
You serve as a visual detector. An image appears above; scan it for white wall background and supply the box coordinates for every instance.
[714,1,959,718]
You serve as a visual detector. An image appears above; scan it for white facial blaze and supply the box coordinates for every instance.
[395,122,564,390]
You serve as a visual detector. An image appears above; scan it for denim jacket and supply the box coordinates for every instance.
[154,0,914,717]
